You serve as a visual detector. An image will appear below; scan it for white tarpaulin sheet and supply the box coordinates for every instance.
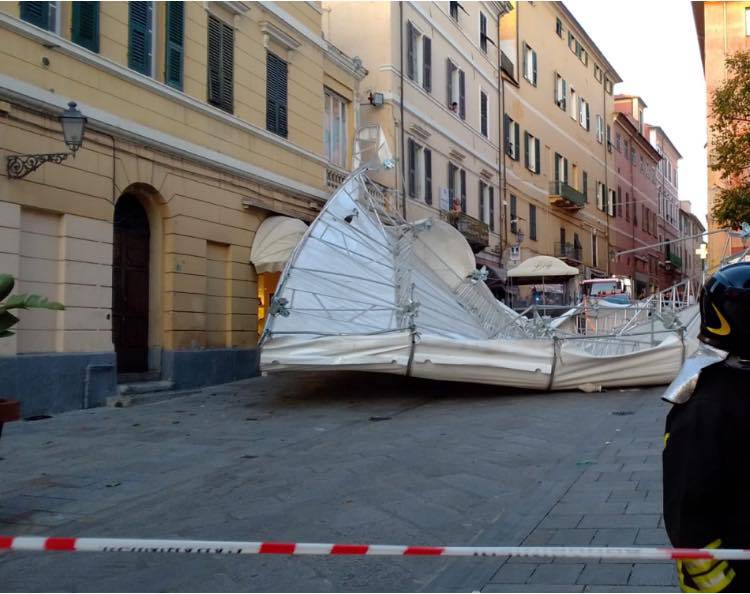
[260,171,698,391]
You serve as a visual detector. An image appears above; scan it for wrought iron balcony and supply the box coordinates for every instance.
[443,210,490,251]
[554,242,582,263]
[549,181,586,210]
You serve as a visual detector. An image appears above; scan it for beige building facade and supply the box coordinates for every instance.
[0,1,364,415]
[323,1,511,288]
[499,1,621,290]
[679,200,707,292]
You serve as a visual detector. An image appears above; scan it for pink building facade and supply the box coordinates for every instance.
[610,96,663,296]
[646,125,683,290]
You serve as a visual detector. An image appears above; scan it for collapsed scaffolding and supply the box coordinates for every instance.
[259,168,703,391]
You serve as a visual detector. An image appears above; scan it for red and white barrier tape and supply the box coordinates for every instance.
[1,536,749,560]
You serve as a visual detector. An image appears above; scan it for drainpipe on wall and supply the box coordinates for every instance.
[500,73,508,261]
[399,1,407,220]
[603,82,611,276]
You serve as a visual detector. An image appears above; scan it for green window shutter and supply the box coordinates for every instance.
[424,148,432,205]
[534,138,541,174]
[524,132,529,169]
[267,52,288,136]
[422,36,431,92]
[72,1,99,53]
[513,123,519,160]
[165,1,184,89]
[458,69,465,119]
[407,139,416,198]
[489,186,494,232]
[554,152,560,181]
[128,1,152,75]
[207,15,233,113]
[479,180,485,221]
[460,169,466,212]
[20,1,51,30]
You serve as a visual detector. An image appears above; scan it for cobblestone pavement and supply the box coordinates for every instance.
[0,372,678,592]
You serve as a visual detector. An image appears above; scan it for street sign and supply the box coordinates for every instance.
[510,245,520,262]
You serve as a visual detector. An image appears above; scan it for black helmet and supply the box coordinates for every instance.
[699,262,750,356]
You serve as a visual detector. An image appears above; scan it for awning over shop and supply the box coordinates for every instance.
[250,216,308,273]
[507,255,579,279]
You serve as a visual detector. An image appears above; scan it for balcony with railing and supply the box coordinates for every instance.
[666,252,682,271]
[443,210,490,252]
[554,242,583,263]
[549,181,586,210]
[326,166,348,192]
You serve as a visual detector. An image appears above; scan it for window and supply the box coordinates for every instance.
[592,234,598,268]
[596,181,605,211]
[630,146,636,164]
[608,188,616,216]
[504,115,520,160]
[266,52,287,135]
[450,1,468,22]
[480,90,489,138]
[510,194,518,234]
[128,1,153,75]
[746,7,750,36]
[448,163,466,212]
[617,186,622,217]
[407,22,431,93]
[554,152,568,183]
[606,124,612,152]
[570,88,577,121]
[596,114,603,143]
[324,89,348,168]
[446,59,465,119]
[580,48,588,66]
[568,31,576,52]
[555,73,567,111]
[71,1,99,53]
[524,132,540,174]
[20,1,56,32]
[479,12,488,53]
[604,77,613,94]
[164,1,184,89]
[625,193,630,221]
[582,171,588,200]
[479,180,493,224]
[523,43,537,86]
[594,64,602,82]
[529,204,537,241]
[407,139,432,204]
[208,14,234,113]
[579,98,590,130]
[556,17,563,37]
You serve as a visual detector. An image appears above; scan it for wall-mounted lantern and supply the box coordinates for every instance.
[7,101,87,179]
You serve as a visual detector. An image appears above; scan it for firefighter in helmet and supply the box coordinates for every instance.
[663,262,750,592]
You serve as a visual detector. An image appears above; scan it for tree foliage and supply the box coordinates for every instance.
[0,274,64,338]
[711,51,750,227]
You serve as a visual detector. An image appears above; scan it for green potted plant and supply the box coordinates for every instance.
[0,273,64,438]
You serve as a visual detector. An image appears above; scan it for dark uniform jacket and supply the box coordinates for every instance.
[663,359,750,592]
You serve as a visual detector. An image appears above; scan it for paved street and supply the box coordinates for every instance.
[0,372,678,592]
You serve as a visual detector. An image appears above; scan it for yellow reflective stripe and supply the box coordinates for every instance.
[678,561,701,593]
[685,540,724,575]
[692,562,736,592]
[664,433,670,449]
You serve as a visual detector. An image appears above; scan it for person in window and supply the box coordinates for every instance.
[662,262,750,592]
[450,101,458,113]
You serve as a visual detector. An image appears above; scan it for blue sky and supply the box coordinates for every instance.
[565,0,708,225]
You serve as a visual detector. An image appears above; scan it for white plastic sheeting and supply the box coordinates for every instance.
[250,216,308,274]
[260,171,697,391]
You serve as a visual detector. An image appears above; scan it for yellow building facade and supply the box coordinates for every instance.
[500,1,621,287]
[0,1,364,414]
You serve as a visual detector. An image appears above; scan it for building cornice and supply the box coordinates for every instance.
[0,11,334,170]
[0,74,328,202]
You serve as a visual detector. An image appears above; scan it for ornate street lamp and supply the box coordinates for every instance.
[7,101,87,179]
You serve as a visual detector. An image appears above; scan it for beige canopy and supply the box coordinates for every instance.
[412,218,477,290]
[507,255,579,278]
[250,216,308,274]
